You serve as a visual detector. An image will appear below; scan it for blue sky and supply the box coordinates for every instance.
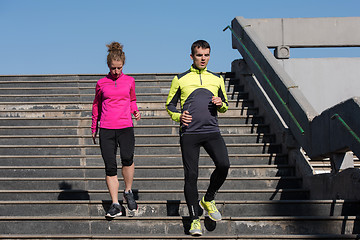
[0,0,359,75]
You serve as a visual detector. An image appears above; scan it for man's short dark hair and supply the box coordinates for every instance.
[191,40,211,55]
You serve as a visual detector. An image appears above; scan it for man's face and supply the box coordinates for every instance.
[190,47,210,70]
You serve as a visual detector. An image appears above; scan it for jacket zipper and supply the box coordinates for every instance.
[199,72,202,85]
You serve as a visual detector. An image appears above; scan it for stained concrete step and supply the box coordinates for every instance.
[0,93,172,102]
[0,91,248,102]
[0,143,282,155]
[0,99,254,110]
[1,200,359,217]
[0,107,258,118]
[0,188,308,201]
[0,86,172,95]
[0,115,265,126]
[0,133,276,145]
[0,113,264,125]
[0,216,358,236]
[0,153,288,166]
[0,165,295,178]
[0,124,269,136]
[0,234,358,240]
[0,176,303,193]
[0,74,174,85]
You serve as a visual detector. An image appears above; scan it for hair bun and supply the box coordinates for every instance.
[107,42,123,52]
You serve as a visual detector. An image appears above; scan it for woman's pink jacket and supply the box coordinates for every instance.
[91,73,138,134]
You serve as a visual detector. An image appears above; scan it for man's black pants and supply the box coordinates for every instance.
[180,132,230,219]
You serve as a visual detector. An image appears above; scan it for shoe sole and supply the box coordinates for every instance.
[190,231,202,236]
[105,212,122,218]
[199,201,222,221]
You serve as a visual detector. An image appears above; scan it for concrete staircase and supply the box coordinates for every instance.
[0,73,359,239]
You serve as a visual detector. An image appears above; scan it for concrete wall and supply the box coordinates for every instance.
[278,58,360,114]
[246,17,360,48]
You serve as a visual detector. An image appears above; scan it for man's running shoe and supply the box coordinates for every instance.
[106,203,122,218]
[200,196,222,221]
[189,219,202,236]
[123,190,138,217]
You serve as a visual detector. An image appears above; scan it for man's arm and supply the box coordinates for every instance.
[217,76,229,113]
[166,76,182,122]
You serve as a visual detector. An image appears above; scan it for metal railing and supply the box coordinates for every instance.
[332,113,360,144]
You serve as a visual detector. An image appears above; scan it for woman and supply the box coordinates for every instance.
[91,42,141,217]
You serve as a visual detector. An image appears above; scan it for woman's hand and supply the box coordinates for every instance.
[133,110,141,121]
[92,132,97,144]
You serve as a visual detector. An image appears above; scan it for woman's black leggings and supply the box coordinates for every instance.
[180,132,230,219]
[99,127,135,176]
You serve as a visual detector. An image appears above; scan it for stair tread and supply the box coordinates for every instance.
[2,215,352,220]
[0,164,292,169]
[0,234,358,239]
[0,199,354,204]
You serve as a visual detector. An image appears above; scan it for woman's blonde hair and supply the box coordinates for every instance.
[106,42,125,66]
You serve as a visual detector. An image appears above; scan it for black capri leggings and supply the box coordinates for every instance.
[99,127,135,176]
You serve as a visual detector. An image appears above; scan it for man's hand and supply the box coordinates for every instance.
[212,96,222,107]
[180,110,192,126]
[133,110,141,121]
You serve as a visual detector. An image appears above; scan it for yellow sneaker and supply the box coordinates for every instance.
[200,196,222,221]
[189,219,202,236]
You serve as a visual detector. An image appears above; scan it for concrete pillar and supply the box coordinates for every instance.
[330,151,354,173]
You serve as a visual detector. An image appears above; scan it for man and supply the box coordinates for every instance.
[166,40,230,236]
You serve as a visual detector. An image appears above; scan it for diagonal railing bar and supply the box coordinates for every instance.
[224,25,305,135]
[331,113,360,144]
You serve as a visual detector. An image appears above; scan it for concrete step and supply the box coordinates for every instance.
[0,153,288,166]
[0,165,295,178]
[0,216,357,236]
[0,188,308,201]
[0,115,265,126]
[0,124,269,136]
[0,107,259,118]
[0,74,174,86]
[0,143,282,155]
[0,86,177,95]
[0,234,358,240]
[0,93,176,102]
[1,200,359,217]
[0,133,276,145]
[0,98,253,109]
[0,98,253,110]
[0,176,303,192]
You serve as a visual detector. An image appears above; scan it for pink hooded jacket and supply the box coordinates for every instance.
[91,73,138,134]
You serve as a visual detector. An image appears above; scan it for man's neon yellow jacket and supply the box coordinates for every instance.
[166,65,229,134]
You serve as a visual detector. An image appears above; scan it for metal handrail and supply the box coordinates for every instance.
[224,25,305,135]
[331,113,360,144]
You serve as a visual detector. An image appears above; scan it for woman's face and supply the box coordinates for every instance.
[109,60,123,79]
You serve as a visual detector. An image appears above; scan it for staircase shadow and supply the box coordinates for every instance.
[167,200,181,216]
[57,181,89,200]
[340,200,360,234]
